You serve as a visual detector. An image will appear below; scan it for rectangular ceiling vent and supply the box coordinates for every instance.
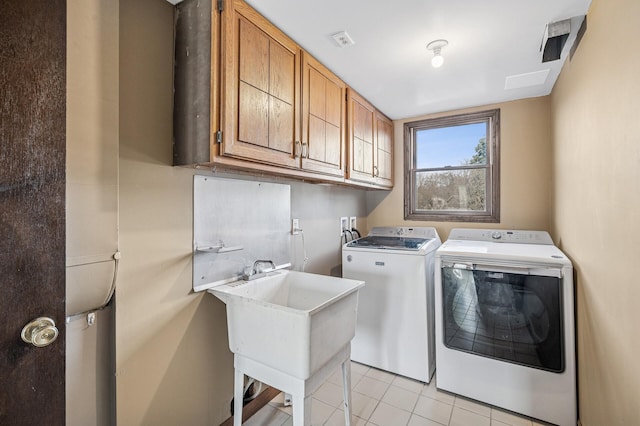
[540,19,571,62]
[331,31,355,47]
[504,69,550,90]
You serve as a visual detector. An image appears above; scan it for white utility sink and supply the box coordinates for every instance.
[209,269,364,379]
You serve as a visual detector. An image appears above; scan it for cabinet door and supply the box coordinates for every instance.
[347,89,375,183]
[301,53,346,177]
[374,111,394,188]
[220,0,300,169]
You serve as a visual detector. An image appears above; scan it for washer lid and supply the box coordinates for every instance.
[346,236,431,251]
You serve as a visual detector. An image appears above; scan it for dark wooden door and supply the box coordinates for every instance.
[0,1,66,424]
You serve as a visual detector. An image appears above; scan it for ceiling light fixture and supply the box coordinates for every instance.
[427,39,448,68]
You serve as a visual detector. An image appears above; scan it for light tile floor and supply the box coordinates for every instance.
[243,362,551,426]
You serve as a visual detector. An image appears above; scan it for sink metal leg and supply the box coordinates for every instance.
[292,392,311,426]
[233,346,352,426]
[233,369,244,426]
[341,359,352,426]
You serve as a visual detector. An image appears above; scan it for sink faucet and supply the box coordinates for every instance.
[243,260,275,281]
[253,259,275,274]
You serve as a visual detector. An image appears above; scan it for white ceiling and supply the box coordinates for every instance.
[170,0,592,120]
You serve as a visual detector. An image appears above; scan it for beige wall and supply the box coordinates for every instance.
[118,1,234,424]
[367,97,554,240]
[551,0,640,424]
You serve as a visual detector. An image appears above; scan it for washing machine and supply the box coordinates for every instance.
[435,229,576,426]
[342,226,441,383]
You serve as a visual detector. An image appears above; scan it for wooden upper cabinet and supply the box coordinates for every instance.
[174,0,391,187]
[301,52,346,177]
[347,89,393,188]
[374,111,393,187]
[220,0,300,169]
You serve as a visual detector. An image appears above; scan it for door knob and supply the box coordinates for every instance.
[21,317,59,347]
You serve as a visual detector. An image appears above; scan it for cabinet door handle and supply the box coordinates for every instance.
[294,141,301,158]
[301,142,308,158]
[373,165,379,176]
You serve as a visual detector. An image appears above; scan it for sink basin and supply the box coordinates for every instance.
[209,270,364,379]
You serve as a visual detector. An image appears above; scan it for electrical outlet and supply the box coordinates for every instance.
[340,217,348,236]
[291,218,300,235]
[349,216,357,231]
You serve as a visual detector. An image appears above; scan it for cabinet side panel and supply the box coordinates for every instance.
[173,0,212,165]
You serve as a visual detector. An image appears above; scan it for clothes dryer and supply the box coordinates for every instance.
[435,229,576,426]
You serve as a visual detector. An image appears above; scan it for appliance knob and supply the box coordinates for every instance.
[491,231,502,240]
[346,255,352,262]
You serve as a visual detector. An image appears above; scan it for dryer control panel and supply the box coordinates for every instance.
[447,229,553,245]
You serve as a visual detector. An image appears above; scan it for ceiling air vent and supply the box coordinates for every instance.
[540,19,571,62]
[504,69,550,90]
[331,31,355,47]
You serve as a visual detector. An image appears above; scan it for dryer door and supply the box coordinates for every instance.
[440,262,564,372]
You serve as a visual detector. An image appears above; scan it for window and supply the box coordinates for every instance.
[404,109,500,222]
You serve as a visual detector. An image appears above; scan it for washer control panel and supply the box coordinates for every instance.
[369,226,439,240]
